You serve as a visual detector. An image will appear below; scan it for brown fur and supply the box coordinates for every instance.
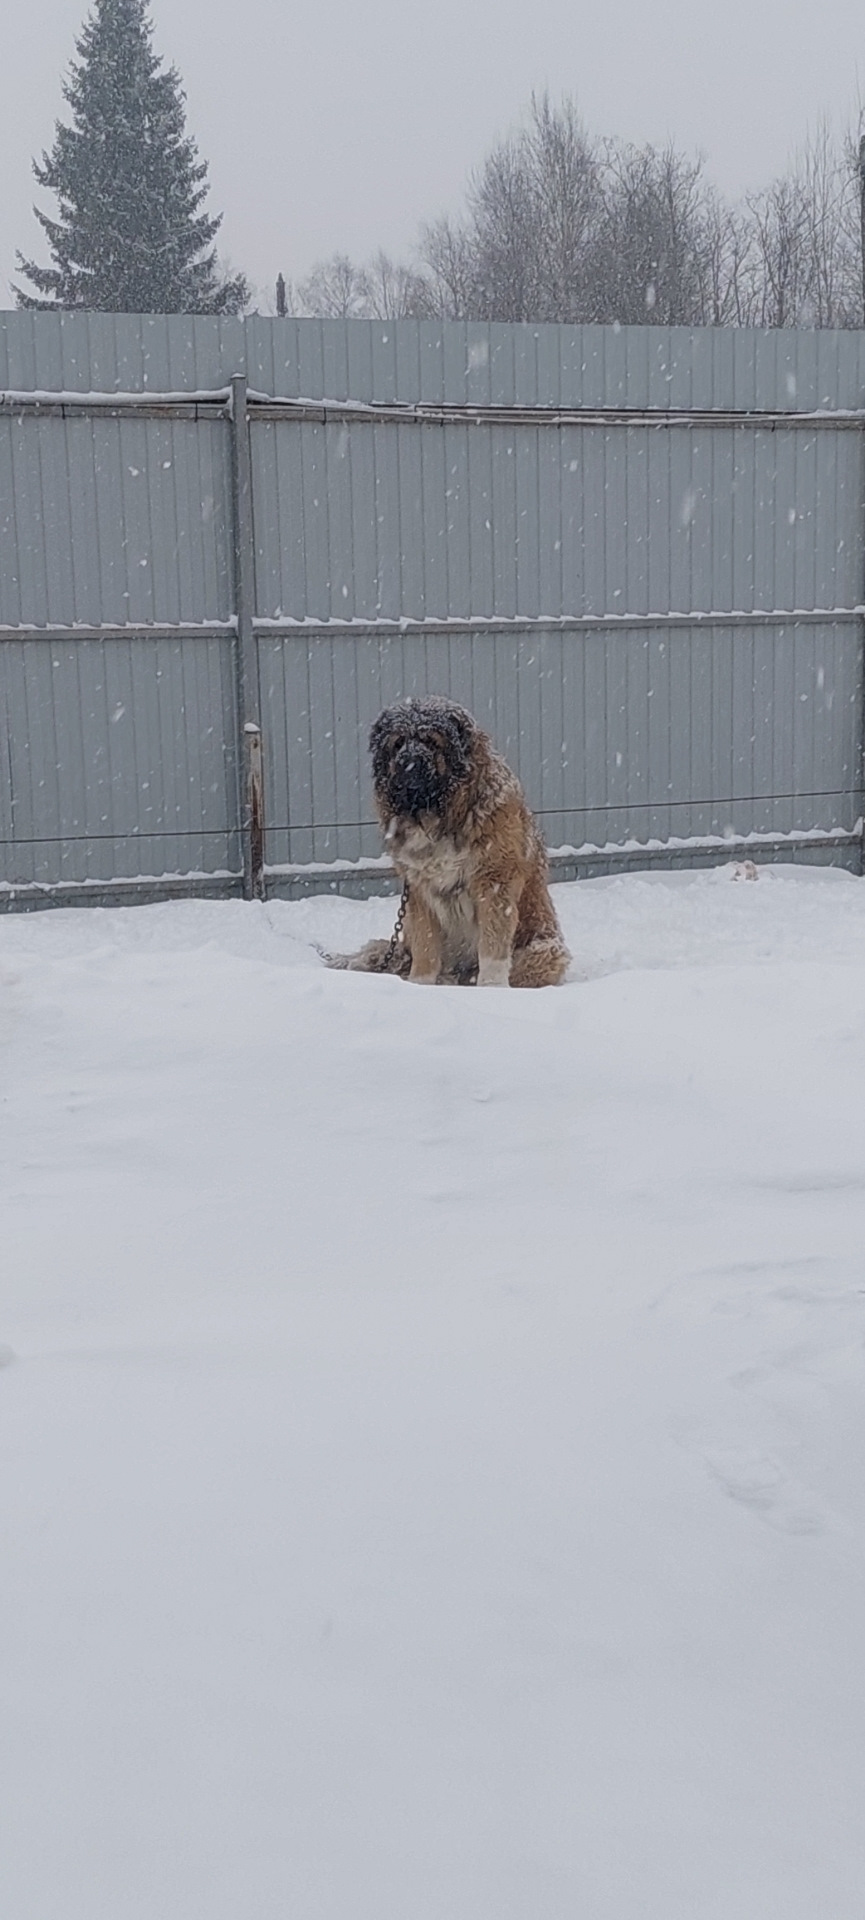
[331,697,570,988]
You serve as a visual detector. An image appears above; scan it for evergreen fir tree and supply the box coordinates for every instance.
[15,0,248,313]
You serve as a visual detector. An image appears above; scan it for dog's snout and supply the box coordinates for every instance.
[390,742,438,814]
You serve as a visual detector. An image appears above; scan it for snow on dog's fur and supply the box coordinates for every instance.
[330,696,570,987]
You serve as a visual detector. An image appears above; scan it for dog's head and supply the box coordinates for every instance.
[369,696,477,819]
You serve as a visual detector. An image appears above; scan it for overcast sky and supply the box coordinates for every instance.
[3,0,865,310]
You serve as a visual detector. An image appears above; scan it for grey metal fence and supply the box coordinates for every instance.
[2,311,864,908]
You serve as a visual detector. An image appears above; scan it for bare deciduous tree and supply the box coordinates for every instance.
[591,142,708,326]
[297,253,369,319]
[418,215,479,319]
[468,129,542,320]
[297,249,430,320]
[740,125,860,328]
[696,192,753,326]
[747,176,813,327]
[463,94,603,322]
[357,251,431,320]
[422,102,721,329]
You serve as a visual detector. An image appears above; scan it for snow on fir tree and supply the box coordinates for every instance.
[15,0,248,314]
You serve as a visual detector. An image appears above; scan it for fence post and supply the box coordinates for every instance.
[229,372,265,901]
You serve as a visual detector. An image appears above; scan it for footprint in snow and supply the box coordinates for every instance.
[704,1447,828,1536]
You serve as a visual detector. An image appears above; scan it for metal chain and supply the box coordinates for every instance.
[381,881,409,973]
[315,880,409,973]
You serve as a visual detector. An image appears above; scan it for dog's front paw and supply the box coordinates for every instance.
[477,960,511,988]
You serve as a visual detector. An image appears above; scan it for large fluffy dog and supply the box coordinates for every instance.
[332,696,570,988]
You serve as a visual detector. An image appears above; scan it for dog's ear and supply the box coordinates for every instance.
[435,701,475,779]
[369,708,395,785]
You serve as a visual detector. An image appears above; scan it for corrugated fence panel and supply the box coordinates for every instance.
[6,310,865,406]
[0,309,250,395]
[249,415,861,626]
[258,620,863,867]
[249,349,864,860]
[2,634,239,885]
[0,415,232,626]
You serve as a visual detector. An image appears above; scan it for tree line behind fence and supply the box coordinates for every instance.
[289,100,865,333]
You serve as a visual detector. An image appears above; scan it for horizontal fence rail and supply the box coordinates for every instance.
[4,608,862,642]
[2,312,864,908]
[6,388,865,427]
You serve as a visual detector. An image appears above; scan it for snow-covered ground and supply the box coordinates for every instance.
[2,864,865,1919]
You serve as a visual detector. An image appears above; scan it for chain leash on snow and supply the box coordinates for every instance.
[315,879,409,972]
